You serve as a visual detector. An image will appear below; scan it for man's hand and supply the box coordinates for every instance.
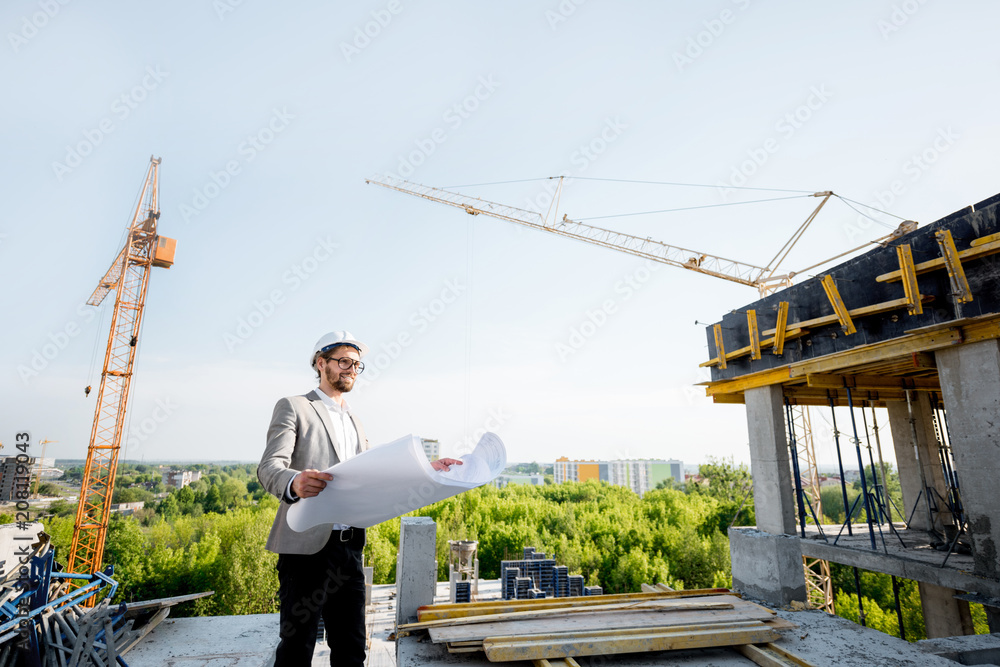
[292,469,334,498]
[431,458,463,472]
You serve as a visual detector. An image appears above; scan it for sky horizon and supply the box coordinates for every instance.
[3,2,997,473]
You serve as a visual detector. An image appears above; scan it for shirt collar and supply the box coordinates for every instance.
[315,386,351,412]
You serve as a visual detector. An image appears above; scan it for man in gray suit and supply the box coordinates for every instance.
[259,331,460,665]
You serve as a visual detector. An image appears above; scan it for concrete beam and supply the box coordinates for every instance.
[936,339,1000,580]
[395,517,437,627]
[729,527,806,606]
[745,385,797,536]
[885,393,953,532]
[797,539,1000,600]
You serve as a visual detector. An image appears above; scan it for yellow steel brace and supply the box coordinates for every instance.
[895,244,923,315]
[747,310,761,360]
[773,302,789,355]
[820,275,856,335]
[713,323,727,369]
[935,229,973,303]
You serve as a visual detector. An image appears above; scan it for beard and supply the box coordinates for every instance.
[325,364,355,392]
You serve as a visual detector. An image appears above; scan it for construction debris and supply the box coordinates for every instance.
[0,523,212,665]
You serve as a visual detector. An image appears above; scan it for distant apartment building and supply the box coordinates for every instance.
[0,456,35,501]
[554,457,684,497]
[421,438,440,462]
[110,501,145,516]
[161,469,202,490]
[494,473,545,488]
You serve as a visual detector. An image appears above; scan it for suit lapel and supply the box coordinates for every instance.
[351,414,368,453]
[305,390,345,462]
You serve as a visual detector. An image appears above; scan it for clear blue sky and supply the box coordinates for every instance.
[2,1,997,468]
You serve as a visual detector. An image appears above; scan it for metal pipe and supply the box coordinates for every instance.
[829,397,853,535]
[861,405,886,522]
[785,399,808,537]
[905,389,940,537]
[891,576,906,641]
[870,405,893,524]
[853,567,866,627]
[846,388,877,550]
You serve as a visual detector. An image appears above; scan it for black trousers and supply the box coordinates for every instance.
[275,529,367,666]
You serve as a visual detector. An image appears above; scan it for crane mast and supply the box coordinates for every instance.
[68,157,175,577]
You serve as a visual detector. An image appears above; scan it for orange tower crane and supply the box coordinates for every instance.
[68,156,175,576]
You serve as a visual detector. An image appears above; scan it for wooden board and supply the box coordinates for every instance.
[417,588,733,621]
[404,598,734,632]
[428,597,775,644]
[482,621,781,662]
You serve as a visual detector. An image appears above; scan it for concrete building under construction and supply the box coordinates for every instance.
[703,191,1000,638]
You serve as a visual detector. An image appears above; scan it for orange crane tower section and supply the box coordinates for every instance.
[68,156,175,576]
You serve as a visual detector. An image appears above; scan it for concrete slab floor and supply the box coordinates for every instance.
[125,612,279,667]
[796,524,1000,599]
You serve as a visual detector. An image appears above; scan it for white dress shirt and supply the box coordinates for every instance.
[285,387,361,530]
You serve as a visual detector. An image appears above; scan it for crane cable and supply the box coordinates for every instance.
[439,176,918,280]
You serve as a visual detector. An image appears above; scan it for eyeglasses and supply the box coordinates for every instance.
[329,357,365,373]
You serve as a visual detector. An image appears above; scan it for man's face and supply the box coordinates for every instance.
[318,346,361,393]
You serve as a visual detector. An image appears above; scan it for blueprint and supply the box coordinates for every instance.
[287,432,506,530]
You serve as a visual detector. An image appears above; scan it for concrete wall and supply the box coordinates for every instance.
[729,528,806,606]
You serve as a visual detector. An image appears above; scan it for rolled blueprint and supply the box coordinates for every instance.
[287,432,506,530]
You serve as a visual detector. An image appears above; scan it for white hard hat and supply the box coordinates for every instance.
[311,331,369,368]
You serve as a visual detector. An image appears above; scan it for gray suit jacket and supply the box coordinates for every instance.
[258,390,370,554]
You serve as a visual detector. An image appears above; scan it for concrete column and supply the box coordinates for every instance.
[729,528,806,606]
[918,582,974,638]
[395,517,437,627]
[936,340,1000,581]
[885,393,953,532]
[745,385,797,536]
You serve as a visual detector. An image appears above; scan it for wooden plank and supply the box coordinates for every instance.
[896,245,923,315]
[761,297,932,337]
[417,588,733,621]
[748,310,761,360]
[788,327,963,378]
[876,238,1000,283]
[714,324,727,370]
[936,229,974,303]
[821,275,856,335]
[704,294,934,369]
[804,374,940,391]
[773,302,790,355]
[703,368,793,397]
[700,329,806,368]
[483,621,781,662]
[736,643,817,667]
[970,231,1000,247]
[403,598,734,632]
[428,598,777,644]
